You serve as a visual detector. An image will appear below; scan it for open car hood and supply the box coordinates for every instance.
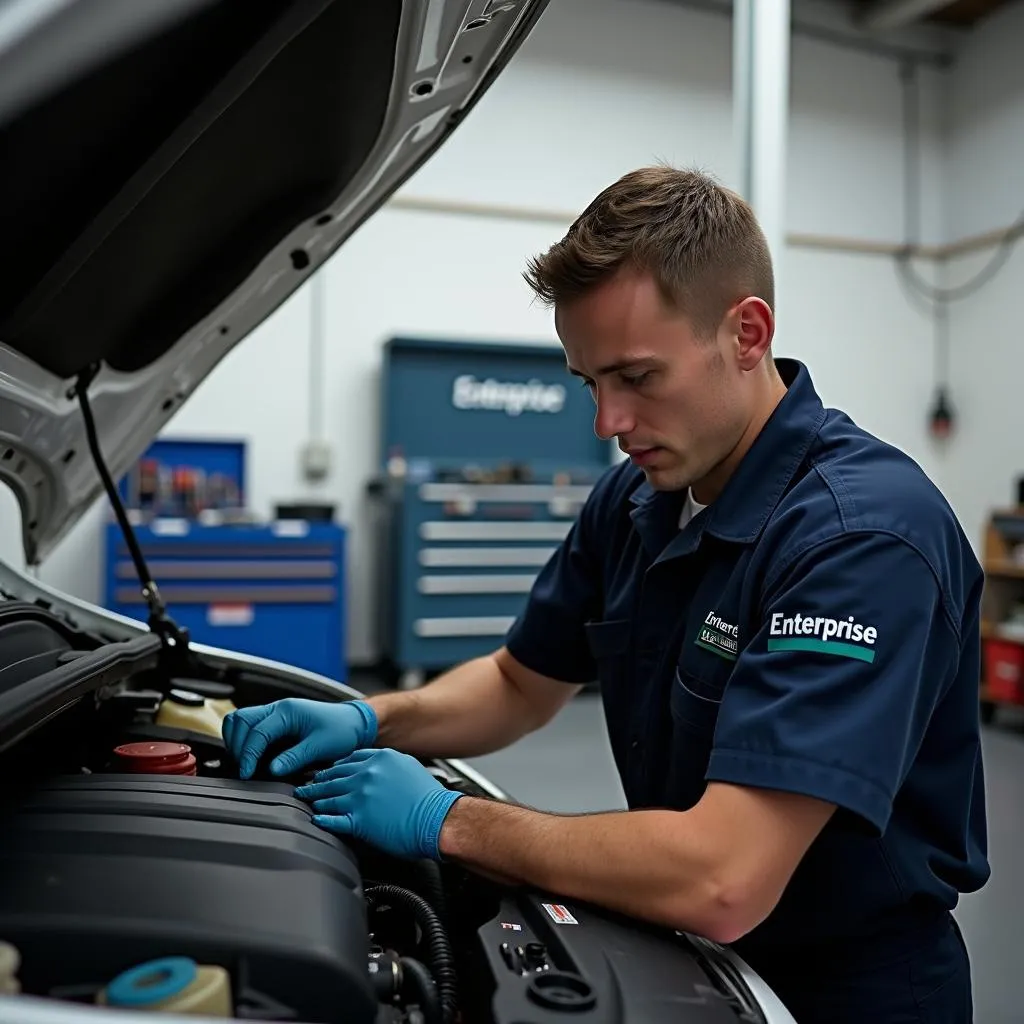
[0,0,548,564]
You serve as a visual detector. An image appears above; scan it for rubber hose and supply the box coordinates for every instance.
[414,859,449,926]
[365,884,457,1024]
[399,957,443,1024]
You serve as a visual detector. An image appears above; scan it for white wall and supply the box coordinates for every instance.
[945,1,1024,242]
[944,245,1024,550]
[942,0,1024,552]
[27,0,952,666]
[787,24,947,247]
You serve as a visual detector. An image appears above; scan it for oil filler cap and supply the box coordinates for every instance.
[527,972,596,1013]
[113,741,197,776]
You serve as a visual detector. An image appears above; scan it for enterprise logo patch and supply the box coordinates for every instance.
[768,611,878,663]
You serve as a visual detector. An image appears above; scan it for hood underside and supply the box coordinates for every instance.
[0,0,548,562]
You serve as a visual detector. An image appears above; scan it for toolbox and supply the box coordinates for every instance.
[370,337,612,688]
[104,439,347,681]
[984,636,1024,704]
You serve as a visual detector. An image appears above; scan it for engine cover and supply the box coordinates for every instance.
[0,773,376,1024]
[477,891,766,1023]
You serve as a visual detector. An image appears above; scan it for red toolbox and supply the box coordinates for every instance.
[985,637,1024,703]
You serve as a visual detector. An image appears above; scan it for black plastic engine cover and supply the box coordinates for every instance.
[477,892,766,1023]
[0,773,376,1024]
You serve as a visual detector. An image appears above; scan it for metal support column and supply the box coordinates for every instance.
[733,0,791,313]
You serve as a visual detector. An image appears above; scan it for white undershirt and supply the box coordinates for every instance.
[678,489,709,530]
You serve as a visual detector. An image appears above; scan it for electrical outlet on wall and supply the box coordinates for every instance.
[300,440,331,481]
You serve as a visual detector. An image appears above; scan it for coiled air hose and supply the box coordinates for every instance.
[365,884,458,1024]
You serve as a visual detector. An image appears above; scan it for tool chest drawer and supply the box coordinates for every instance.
[104,520,347,681]
[402,480,590,658]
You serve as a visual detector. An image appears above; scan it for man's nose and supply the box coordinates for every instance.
[594,393,635,441]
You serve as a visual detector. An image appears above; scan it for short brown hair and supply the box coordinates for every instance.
[523,166,774,335]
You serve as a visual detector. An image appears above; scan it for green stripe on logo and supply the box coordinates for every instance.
[767,637,875,663]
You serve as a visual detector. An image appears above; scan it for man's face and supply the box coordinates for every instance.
[556,270,761,497]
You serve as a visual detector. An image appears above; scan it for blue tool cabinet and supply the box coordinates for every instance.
[103,438,347,681]
[371,337,612,688]
[104,520,347,681]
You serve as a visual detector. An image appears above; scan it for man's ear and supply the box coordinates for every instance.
[728,297,774,369]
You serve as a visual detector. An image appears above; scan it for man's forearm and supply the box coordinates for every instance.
[366,656,546,760]
[438,797,744,942]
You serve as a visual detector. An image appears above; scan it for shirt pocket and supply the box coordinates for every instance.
[669,667,723,735]
[672,637,732,719]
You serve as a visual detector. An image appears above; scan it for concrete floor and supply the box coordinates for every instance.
[463,692,1024,1024]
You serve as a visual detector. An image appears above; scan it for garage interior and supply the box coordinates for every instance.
[2,0,1024,1021]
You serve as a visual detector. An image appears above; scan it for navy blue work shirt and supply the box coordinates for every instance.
[504,357,989,967]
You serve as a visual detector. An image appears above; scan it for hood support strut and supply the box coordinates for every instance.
[73,365,192,664]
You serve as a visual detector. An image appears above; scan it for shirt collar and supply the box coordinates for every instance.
[629,358,826,556]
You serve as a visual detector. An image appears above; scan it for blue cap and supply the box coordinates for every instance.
[105,957,197,1007]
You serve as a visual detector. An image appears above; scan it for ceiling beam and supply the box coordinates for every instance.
[858,0,958,31]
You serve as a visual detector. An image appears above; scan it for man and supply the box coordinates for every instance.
[223,167,989,1022]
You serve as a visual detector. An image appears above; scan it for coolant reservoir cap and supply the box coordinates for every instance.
[169,677,234,699]
[168,688,205,707]
[106,957,197,1007]
[113,741,197,776]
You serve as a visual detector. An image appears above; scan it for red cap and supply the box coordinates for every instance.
[113,741,197,776]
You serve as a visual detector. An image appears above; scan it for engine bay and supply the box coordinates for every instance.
[0,771,373,1021]
[0,609,772,1024]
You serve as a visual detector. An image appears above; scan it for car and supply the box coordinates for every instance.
[0,2,797,1022]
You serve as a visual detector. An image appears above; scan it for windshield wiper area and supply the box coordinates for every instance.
[73,364,193,668]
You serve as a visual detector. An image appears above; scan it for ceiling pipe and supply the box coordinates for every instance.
[858,0,956,31]
[647,0,952,68]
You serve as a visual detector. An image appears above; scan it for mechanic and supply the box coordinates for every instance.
[223,167,990,1023]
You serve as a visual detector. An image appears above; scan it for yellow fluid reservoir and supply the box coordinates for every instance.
[0,941,21,995]
[98,957,231,1016]
[207,697,237,720]
[156,689,236,740]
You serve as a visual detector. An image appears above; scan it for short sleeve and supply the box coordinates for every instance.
[502,484,607,685]
[707,531,962,834]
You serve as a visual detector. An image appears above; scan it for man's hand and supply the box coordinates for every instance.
[294,748,463,861]
[222,698,378,779]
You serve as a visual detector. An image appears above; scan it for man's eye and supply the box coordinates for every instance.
[622,371,651,387]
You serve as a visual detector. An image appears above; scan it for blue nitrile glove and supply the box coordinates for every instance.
[221,698,378,779]
[293,748,463,861]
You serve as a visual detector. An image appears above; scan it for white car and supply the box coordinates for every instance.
[0,2,796,1022]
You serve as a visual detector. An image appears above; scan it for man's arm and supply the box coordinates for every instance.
[367,647,582,760]
[438,782,835,944]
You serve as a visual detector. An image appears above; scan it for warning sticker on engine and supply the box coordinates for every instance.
[541,903,578,925]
